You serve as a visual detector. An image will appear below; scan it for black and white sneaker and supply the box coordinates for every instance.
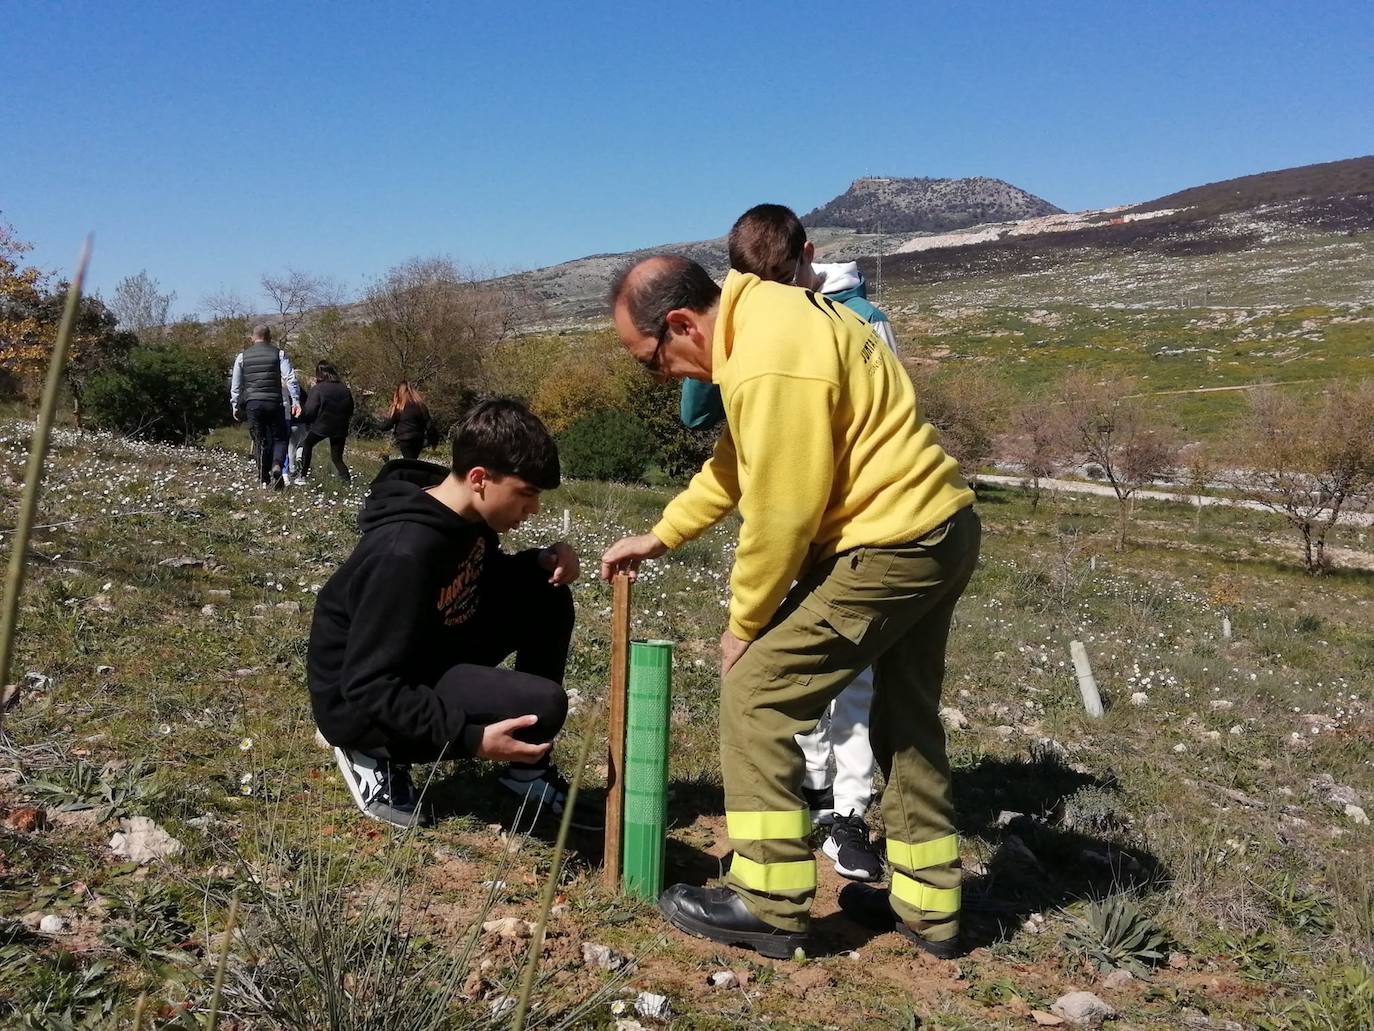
[822,812,883,882]
[270,464,285,491]
[333,747,420,829]
[498,765,603,831]
[803,785,835,827]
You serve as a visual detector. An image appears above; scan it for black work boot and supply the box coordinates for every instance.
[658,884,807,960]
[837,882,963,959]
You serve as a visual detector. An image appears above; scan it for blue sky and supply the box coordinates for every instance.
[5,0,1370,316]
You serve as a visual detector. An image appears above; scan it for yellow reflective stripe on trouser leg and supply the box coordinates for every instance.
[730,853,817,893]
[726,810,812,840]
[887,833,959,871]
[891,871,961,914]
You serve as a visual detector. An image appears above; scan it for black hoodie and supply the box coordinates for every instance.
[307,459,544,754]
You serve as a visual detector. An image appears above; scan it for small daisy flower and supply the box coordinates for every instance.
[239,737,254,751]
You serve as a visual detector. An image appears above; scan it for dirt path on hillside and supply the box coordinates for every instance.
[979,474,1374,528]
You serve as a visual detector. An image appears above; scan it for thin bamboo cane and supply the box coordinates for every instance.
[0,238,90,731]
[510,685,610,1031]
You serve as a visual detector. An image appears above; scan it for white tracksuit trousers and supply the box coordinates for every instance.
[796,666,876,818]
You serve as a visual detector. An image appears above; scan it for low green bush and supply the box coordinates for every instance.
[86,342,225,444]
[558,408,654,482]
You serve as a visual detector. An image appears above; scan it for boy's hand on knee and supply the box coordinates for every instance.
[477,714,551,763]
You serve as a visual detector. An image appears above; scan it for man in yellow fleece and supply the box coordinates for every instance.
[601,254,980,960]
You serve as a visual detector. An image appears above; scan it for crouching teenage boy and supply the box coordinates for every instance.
[308,398,599,830]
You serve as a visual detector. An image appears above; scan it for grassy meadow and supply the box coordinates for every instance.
[0,421,1371,1029]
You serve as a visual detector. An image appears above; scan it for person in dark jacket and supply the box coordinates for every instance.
[308,398,597,831]
[379,381,432,460]
[229,325,301,489]
[297,361,354,483]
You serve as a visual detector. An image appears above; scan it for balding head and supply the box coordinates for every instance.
[608,255,721,337]
[607,255,720,383]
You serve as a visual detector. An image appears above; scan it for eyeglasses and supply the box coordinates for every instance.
[636,320,671,381]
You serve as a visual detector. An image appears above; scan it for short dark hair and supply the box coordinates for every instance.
[728,204,807,283]
[608,254,721,336]
[252,324,271,343]
[315,361,339,383]
[452,397,560,490]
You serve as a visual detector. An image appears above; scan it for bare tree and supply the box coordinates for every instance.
[201,288,253,322]
[344,256,516,425]
[1005,395,1062,512]
[1054,373,1179,550]
[1229,382,1374,574]
[261,268,344,345]
[1179,441,1217,532]
[110,270,175,337]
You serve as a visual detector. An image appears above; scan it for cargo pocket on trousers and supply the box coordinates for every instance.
[768,596,874,688]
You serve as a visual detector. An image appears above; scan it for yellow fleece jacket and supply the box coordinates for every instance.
[651,271,974,641]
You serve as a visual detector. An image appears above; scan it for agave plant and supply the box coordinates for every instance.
[1064,897,1169,976]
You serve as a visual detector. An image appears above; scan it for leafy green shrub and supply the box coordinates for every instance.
[623,375,717,480]
[86,342,225,444]
[559,409,654,482]
[1063,897,1169,975]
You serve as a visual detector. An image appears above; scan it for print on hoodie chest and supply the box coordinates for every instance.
[436,536,486,627]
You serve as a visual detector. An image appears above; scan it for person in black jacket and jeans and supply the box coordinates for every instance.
[380,381,432,460]
[297,361,354,483]
[308,398,597,830]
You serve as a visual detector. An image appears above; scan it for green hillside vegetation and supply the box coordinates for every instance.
[885,301,1374,438]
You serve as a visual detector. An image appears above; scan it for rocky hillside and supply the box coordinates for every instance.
[801,176,1063,233]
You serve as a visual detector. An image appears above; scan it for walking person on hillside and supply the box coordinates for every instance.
[297,361,355,484]
[230,325,301,490]
[380,381,433,461]
[602,255,979,961]
[678,204,899,886]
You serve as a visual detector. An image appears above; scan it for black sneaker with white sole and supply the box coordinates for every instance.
[822,812,883,882]
[333,747,420,829]
[498,764,603,831]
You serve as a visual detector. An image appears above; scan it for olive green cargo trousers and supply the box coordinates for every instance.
[720,506,980,942]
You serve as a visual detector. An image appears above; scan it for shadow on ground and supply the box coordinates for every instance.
[953,749,1167,951]
[419,747,1165,958]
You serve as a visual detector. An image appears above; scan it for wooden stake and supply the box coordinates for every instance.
[603,572,631,889]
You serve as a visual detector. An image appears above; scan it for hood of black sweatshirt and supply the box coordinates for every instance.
[358,459,480,537]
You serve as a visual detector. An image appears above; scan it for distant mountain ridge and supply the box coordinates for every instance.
[801,176,1063,233]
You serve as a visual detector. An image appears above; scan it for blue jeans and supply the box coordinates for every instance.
[245,400,287,483]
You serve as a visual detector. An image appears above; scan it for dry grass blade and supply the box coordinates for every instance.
[206,889,240,1030]
[0,236,90,729]
[511,693,607,1031]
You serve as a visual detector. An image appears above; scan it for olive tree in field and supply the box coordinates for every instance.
[344,257,516,426]
[1054,373,1179,550]
[911,363,1011,487]
[110,270,175,337]
[1230,382,1374,574]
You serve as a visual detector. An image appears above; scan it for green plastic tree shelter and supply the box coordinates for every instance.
[621,639,673,899]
